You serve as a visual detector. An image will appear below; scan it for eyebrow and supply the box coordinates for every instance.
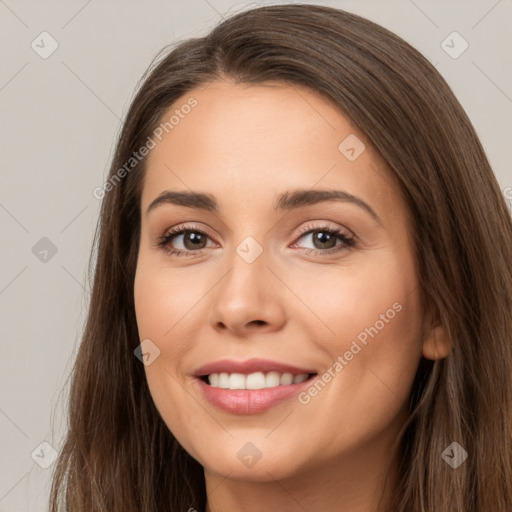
[146,189,380,222]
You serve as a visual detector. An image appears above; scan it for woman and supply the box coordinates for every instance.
[49,4,512,511]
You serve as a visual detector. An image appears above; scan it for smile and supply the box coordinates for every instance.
[206,371,310,389]
[192,359,318,414]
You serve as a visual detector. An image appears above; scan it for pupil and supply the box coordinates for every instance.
[314,231,335,249]
[185,232,205,249]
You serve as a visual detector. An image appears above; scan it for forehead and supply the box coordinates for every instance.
[146,79,358,167]
[141,79,405,225]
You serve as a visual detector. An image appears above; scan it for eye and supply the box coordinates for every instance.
[156,224,216,257]
[291,223,355,256]
[156,222,355,258]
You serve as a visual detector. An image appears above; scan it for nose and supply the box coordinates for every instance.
[208,245,287,337]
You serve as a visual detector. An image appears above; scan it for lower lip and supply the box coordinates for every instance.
[194,376,316,415]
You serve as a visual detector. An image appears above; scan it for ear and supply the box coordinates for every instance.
[422,323,451,360]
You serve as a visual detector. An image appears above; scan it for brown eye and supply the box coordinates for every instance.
[292,224,355,256]
[157,225,216,257]
[309,230,338,250]
[180,231,208,250]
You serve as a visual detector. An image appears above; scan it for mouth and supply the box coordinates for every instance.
[198,371,316,390]
[192,359,318,414]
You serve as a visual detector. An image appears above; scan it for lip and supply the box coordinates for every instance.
[193,358,316,377]
[192,358,317,415]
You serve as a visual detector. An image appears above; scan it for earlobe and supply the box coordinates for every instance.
[422,324,451,360]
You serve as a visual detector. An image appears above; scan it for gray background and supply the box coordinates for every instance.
[1,1,511,510]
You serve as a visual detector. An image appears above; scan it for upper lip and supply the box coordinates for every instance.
[193,358,316,377]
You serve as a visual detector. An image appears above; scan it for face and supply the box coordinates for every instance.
[134,79,426,482]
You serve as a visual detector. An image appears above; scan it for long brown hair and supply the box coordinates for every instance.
[49,4,512,511]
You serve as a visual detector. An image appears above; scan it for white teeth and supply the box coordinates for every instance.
[265,371,281,388]
[280,373,294,385]
[218,372,230,388]
[207,371,311,389]
[228,373,246,390]
[246,372,266,389]
[209,373,219,387]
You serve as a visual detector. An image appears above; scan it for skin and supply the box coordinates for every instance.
[133,79,450,512]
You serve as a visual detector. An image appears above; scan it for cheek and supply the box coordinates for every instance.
[296,248,421,353]
[297,252,423,442]
[134,259,210,457]
[134,251,206,343]
[134,268,176,339]
[133,255,193,396]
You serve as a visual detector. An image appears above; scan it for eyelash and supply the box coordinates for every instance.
[156,222,355,258]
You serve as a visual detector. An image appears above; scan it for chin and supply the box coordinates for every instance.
[190,438,310,482]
